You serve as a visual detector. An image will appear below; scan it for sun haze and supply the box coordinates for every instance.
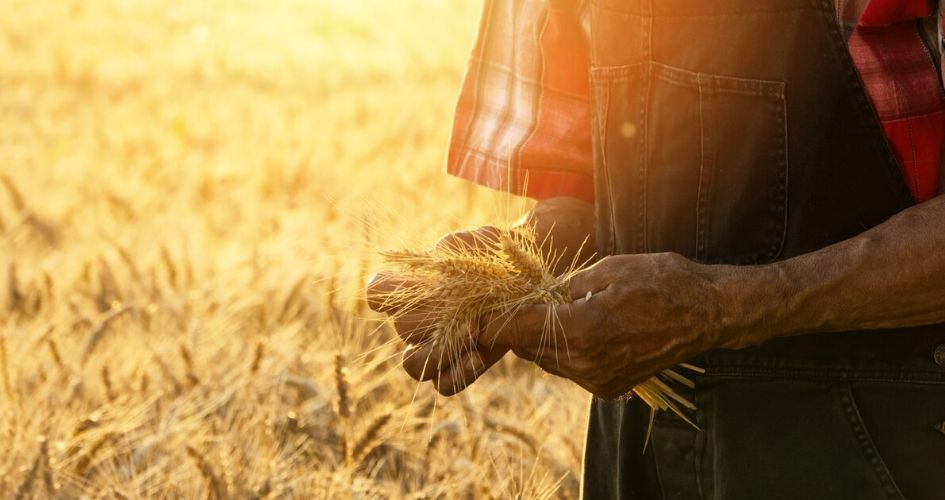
[0,0,587,497]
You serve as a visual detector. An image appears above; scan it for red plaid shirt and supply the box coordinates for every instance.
[447,0,945,203]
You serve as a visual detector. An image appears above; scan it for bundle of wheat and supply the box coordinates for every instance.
[378,226,703,428]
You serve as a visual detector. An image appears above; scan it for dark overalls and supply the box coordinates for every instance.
[580,0,945,498]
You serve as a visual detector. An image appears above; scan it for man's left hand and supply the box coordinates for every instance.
[482,252,737,398]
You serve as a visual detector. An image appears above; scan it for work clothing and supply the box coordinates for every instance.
[446,0,945,498]
[446,0,945,202]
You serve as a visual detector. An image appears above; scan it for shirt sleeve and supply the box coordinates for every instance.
[446,0,594,202]
[837,0,934,26]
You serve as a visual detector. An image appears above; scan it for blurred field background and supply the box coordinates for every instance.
[0,0,588,498]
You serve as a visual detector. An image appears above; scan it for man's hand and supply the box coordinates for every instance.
[371,192,945,399]
[482,252,730,398]
[366,196,595,396]
[367,226,510,396]
[483,195,945,398]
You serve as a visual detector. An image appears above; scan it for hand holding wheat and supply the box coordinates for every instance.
[369,224,704,425]
[368,227,513,394]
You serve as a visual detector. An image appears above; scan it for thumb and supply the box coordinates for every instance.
[479,304,553,349]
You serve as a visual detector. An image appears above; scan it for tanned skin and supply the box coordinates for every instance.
[367,195,945,398]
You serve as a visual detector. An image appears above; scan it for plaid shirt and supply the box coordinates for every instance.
[447,0,945,203]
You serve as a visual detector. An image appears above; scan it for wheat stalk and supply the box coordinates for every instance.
[186,445,228,500]
[334,353,352,464]
[0,336,13,402]
[161,245,178,289]
[349,411,392,467]
[179,343,200,387]
[284,375,319,401]
[379,226,699,422]
[1,174,26,212]
[112,242,142,281]
[150,350,182,395]
[7,263,23,313]
[333,355,351,420]
[77,431,115,476]
[45,338,65,371]
[39,438,55,496]
[249,339,265,375]
[13,444,40,500]
[101,364,114,401]
[81,305,132,365]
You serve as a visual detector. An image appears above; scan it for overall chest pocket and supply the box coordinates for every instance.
[592,61,788,264]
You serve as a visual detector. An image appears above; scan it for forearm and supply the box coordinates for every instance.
[715,195,945,349]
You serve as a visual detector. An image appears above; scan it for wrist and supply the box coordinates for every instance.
[707,261,800,350]
[526,196,597,273]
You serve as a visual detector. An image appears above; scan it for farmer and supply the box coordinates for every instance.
[369,0,945,498]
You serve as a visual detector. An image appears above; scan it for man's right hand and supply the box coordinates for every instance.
[366,196,595,396]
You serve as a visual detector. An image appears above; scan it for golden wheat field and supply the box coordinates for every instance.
[0,0,590,498]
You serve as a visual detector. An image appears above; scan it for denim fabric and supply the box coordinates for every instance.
[581,0,945,497]
[584,343,945,499]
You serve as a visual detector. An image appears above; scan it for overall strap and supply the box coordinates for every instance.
[939,0,944,80]
[939,0,945,195]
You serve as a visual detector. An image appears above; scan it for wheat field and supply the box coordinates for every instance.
[0,1,589,498]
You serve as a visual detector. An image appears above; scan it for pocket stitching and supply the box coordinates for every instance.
[596,75,618,255]
[696,82,713,261]
[838,384,907,500]
[590,61,790,262]
[698,68,788,263]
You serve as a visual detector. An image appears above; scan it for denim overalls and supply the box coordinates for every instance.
[581,0,945,498]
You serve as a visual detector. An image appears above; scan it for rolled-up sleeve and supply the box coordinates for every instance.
[446,0,594,202]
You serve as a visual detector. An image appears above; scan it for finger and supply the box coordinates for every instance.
[392,305,440,343]
[480,305,547,349]
[402,343,445,382]
[511,347,591,393]
[481,303,578,349]
[366,272,421,313]
[403,338,484,382]
[405,338,475,379]
[434,346,506,397]
[566,266,610,301]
